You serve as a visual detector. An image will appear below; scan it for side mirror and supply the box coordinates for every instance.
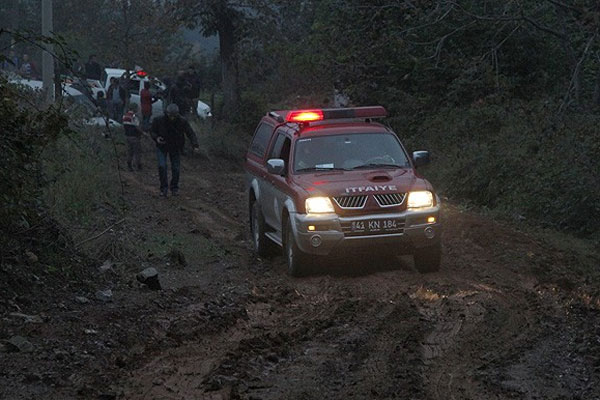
[412,151,431,167]
[267,158,285,175]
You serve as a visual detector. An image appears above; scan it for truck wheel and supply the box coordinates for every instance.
[413,242,441,273]
[251,201,271,257]
[285,219,308,277]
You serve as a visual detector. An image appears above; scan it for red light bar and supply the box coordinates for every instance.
[136,70,148,77]
[287,110,324,122]
[284,106,387,123]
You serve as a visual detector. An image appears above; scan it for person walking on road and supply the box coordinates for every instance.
[123,103,144,171]
[150,104,199,197]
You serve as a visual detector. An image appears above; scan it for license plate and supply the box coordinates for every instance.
[350,219,401,233]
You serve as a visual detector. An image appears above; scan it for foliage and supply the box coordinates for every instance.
[0,0,188,75]
[42,128,124,228]
[235,0,600,236]
[0,76,70,254]
[400,101,600,235]
[2,0,600,238]
[194,119,249,161]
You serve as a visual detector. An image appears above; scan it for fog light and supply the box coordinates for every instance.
[308,225,316,231]
[310,235,322,247]
[427,216,436,224]
[424,226,435,239]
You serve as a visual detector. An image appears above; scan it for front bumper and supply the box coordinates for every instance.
[291,207,441,256]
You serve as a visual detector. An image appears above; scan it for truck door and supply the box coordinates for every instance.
[263,131,291,231]
[246,122,275,224]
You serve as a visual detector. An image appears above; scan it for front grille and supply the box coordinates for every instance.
[333,195,368,209]
[374,193,406,207]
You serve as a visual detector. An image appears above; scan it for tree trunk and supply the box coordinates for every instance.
[10,0,19,47]
[218,13,239,117]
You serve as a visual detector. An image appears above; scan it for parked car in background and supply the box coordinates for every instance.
[7,77,121,128]
[197,100,212,118]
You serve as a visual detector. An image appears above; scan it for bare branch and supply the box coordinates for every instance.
[559,31,598,113]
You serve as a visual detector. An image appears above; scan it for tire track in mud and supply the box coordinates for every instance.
[197,289,428,400]
[122,171,244,242]
[412,273,549,399]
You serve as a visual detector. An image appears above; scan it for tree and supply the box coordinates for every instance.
[172,0,247,115]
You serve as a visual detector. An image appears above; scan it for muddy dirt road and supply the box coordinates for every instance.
[2,152,600,400]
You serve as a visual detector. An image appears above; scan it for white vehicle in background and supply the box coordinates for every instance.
[7,77,121,128]
[197,100,212,118]
[91,67,212,120]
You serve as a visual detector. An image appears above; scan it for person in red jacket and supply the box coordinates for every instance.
[140,81,154,132]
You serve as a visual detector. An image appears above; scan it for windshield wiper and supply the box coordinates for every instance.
[296,166,347,172]
[351,163,404,170]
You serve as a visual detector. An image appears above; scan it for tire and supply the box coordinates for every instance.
[250,201,271,257]
[413,242,441,273]
[284,218,308,277]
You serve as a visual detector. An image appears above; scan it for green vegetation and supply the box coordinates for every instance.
[43,128,125,228]
[2,1,599,240]
[141,233,225,265]
[402,101,600,236]
[0,77,69,258]
[230,0,600,238]
[193,119,250,162]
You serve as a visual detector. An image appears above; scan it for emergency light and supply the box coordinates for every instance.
[269,106,388,124]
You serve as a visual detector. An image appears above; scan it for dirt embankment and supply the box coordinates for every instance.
[1,153,599,400]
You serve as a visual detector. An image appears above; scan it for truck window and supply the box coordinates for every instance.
[249,123,273,158]
[268,132,291,174]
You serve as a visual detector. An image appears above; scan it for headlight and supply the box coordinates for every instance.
[305,197,335,213]
[407,191,434,208]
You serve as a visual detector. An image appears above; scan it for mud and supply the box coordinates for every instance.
[1,148,599,400]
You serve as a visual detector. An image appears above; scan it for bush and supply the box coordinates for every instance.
[192,119,249,162]
[42,127,124,228]
[0,78,69,252]
[398,100,600,236]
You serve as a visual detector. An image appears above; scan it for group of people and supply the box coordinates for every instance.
[1,50,38,79]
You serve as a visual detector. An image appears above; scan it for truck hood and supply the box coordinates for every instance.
[293,168,429,197]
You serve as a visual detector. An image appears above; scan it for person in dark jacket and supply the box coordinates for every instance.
[168,77,191,117]
[85,55,102,80]
[96,91,108,116]
[151,104,199,197]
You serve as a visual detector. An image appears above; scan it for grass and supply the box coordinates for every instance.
[42,125,126,233]
[140,232,226,265]
[191,118,249,161]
